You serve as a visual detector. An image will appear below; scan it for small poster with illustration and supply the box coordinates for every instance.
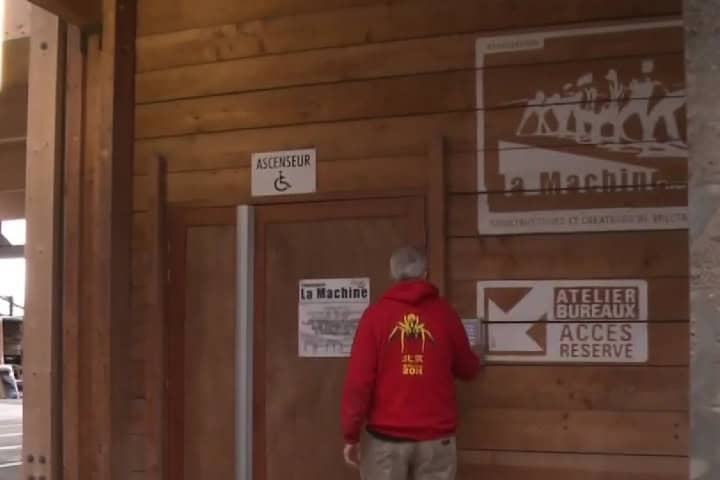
[298,278,370,358]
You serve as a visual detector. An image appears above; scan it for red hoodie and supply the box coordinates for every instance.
[341,280,480,444]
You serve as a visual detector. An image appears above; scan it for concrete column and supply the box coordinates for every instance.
[686,1,720,479]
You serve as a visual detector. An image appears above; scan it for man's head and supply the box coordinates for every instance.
[390,246,427,282]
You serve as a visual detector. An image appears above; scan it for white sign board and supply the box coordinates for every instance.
[252,148,317,197]
[298,278,370,358]
[462,319,484,348]
[477,280,648,363]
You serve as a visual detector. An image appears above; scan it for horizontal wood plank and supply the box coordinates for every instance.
[137,0,681,66]
[457,365,687,411]
[135,71,473,138]
[137,0,380,36]
[449,277,689,321]
[137,73,686,142]
[458,450,687,480]
[136,38,682,102]
[457,408,687,455]
[132,155,427,210]
[448,232,688,279]
[136,34,475,102]
[134,113,473,175]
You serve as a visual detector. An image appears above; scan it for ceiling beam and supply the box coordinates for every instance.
[26,0,101,28]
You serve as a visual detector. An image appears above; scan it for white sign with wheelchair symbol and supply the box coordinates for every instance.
[251,148,317,196]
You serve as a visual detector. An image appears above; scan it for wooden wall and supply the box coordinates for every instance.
[130,1,688,479]
[0,36,29,221]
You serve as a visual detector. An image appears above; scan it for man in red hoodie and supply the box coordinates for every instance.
[341,246,481,480]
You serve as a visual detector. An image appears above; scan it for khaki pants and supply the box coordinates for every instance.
[360,434,456,480]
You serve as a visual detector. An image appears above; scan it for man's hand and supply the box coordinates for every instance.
[343,443,360,468]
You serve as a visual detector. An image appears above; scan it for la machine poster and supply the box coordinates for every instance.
[475,21,688,235]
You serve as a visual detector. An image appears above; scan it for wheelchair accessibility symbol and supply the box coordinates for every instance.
[274,170,292,192]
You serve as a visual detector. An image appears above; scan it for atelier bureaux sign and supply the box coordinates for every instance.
[251,148,317,197]
[478,280,649,364]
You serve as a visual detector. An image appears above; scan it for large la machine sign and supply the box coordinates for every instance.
[477,280,649,364]
[475,21,688,234]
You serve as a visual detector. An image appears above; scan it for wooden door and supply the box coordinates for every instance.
[254,196,426,480]
[167,208,237,480]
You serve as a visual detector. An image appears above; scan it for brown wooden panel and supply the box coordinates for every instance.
[0,141,27,191]
[457,365,687,411]
[3,37,30,90]
[457,408,687,455]
[450,277,688,321]
[448,232,688,279]
[0,86,28,140]
[458,451,687,480]
[136,0,681,66]
[137,42,683,103]
[138,0,380,35]
[133,112,473,175]
[133,155,427,210]
[135,71,473,139]
[136,34,474,102]
[449,193,688,236]
[182,224,236,479]
[132,212,150,251]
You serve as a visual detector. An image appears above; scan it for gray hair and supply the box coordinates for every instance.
[390,246,427,281]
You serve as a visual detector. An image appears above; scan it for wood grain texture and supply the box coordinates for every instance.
[3,37,30,90]
[133,112,474,175]
[457,451,687,480]
[23,8,63,479]
[136,50,683,104]
[136,0,681,60]
[135,71,473,138]
[0,190,24,220]
[457,408,687,455]
[448,232,688,279]
[62,25,84,480]
[0,86,29,140]
[0,141,27,191]
[183,225,236,480]
[457,365,688,411]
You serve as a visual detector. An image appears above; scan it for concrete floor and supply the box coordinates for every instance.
[0,400,22,480]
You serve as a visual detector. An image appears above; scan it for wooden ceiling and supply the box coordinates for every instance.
[26,0,101,27]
